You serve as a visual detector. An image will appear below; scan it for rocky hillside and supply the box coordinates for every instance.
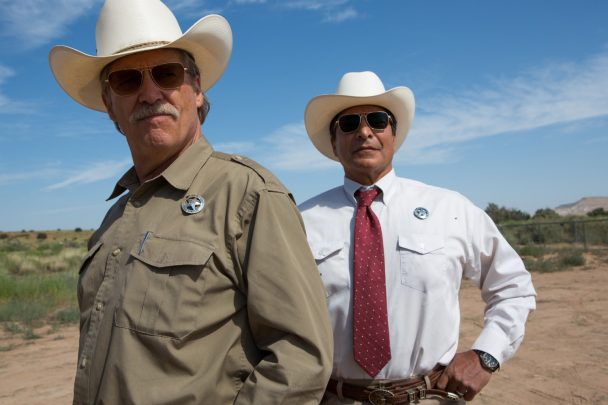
[555,197,608,216]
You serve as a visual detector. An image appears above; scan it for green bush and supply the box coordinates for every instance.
[588,208,607,217]
[499,218,608,246]
[516,245,546,258]
[559,249,585,267]
[533,208,560,220]
[522,257,556,273]
[54,307,80,324]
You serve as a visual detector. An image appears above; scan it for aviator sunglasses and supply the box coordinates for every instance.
[334,111,394,133]
[105,62,189,96]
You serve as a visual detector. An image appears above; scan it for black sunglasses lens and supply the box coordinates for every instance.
[338,114,361,133]
[367,112,390,130]
[108,69,142,95]
[151,63,185,89]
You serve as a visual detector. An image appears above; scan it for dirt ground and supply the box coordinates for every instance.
[1,261,607,404]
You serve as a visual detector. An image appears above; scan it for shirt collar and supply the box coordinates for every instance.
[107,137,214,200]
[342,169,397,206]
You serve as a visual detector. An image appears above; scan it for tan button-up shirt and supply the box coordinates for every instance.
[74,139,332,404]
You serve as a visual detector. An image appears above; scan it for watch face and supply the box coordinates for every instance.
[475,350,499,371]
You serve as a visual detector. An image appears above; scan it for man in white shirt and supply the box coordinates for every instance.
[299,71,536,404]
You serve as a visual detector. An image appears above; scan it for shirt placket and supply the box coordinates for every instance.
[73,193,140,404]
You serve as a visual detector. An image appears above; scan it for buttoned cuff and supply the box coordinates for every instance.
[471,322,513,366]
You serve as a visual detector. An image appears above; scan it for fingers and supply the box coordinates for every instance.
[436,368,449,390]
[438,351,493,401]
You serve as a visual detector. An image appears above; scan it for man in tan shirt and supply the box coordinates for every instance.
[48,1,332,403]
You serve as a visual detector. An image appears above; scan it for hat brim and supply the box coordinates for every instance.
[48,14,232,112]
[304,87,415,161]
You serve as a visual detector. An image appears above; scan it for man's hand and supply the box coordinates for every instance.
[435,350,492,401]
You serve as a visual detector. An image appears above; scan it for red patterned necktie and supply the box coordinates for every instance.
[353,187,391,377]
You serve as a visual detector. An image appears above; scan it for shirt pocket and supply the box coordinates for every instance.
[114,233,214,339]
[309,240,350,297]
[398,233,447,293]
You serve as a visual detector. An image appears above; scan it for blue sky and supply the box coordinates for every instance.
[0,0,607,231]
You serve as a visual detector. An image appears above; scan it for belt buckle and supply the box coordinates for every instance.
[445,392,461,401]
[368,385,395,405]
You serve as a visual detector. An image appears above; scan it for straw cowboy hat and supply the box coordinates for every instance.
[304,71,415,161]
[49,0,232,112]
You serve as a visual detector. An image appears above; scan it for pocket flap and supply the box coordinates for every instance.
[130,233,214,268]
[308,240,344,260]
[398,233,444,254]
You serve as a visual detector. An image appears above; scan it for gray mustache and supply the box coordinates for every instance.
[129,102,179,124]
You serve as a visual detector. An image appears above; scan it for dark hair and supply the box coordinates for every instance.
[329,106,397,138]
[100,48,210,133]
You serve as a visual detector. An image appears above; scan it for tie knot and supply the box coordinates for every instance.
[356,187,380,208]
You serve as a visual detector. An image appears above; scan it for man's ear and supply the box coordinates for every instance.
[193,77,203,108]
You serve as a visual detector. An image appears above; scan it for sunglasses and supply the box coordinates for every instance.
[334,111,393,133]
[105,62,189,96]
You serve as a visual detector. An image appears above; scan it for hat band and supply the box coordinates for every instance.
[113,41,172,55]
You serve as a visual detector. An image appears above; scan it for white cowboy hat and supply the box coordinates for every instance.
[49,0,232,112]
[304,71,415,161]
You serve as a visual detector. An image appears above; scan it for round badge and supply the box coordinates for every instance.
[181,195,205,215]
[413,207,429,220]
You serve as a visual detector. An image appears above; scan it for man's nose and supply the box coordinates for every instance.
[355,118,374,138]
[137,70,164,103]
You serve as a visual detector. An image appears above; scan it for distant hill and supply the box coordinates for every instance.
[555,197,608,216]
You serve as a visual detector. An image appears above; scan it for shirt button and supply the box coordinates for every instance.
[95,302,103,311]
[80,357,87,369]
[112,248,121,256]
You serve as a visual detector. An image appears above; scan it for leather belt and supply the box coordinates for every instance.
[326,366,461,404]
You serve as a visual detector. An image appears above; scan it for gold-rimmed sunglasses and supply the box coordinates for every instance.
[105,62,189,96]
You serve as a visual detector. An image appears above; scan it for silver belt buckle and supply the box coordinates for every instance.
[369,387,395,405]
[445,391,461,401]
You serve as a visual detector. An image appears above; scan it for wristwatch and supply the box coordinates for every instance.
[473,350,500,373]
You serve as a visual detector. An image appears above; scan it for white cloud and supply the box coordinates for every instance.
[323,7,358,23]
[399,52,608,162]
[257,122,337,170]
[280,0,357,23]
[0,65,14,84]
[0,65,28,113]
[253,51,608,170]
[0,168,61,186]
[0,0,99,49]
[44,159,131,191]
[231,0,267,4]
[282,0,348,11]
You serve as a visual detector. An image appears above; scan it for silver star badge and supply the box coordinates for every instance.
[181,195,205,215]
[413,207,429,220]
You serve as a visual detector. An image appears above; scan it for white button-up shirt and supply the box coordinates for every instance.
[299,170,536,379]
